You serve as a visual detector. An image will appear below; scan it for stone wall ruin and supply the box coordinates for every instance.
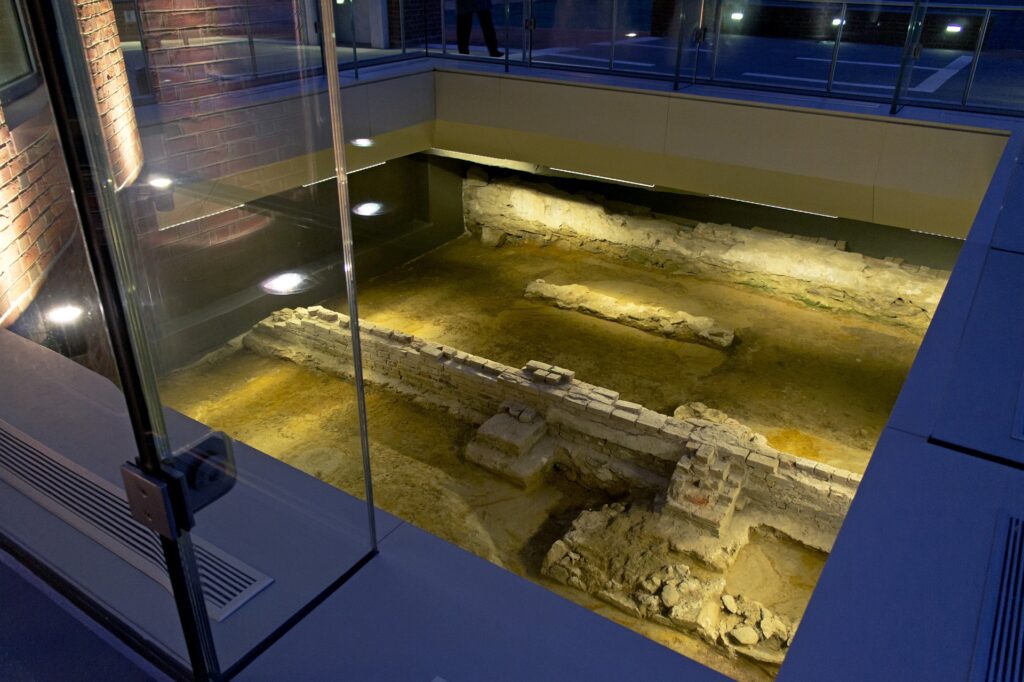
[463,170,950,330]
[243,306,860,555]
[525,279,735,349]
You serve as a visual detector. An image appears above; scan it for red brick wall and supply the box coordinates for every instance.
[0,104,79,327]
[134,0,315,183]
[75,0,144,189]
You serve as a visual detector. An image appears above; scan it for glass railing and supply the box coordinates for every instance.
[2,0,378,678]
[421,0,1024,114]
[109,0,1024,115]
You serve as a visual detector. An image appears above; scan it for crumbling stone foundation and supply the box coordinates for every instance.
[463,170,949,330]
[525,279,735,349]
[243,306,861,554]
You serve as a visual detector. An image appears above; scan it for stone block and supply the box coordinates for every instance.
[421,346,445,360]
[477,413,548,457]
[611,409,640,425]
[465,436,555,490]
[636,410,668,431]
[613,400,643,415]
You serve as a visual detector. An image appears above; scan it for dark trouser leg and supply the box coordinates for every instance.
[478,10,501,55]
[457,12,472,53]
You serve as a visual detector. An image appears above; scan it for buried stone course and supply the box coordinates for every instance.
[464,169,949,329]
[525,279,735,349]
[244,306,860,554]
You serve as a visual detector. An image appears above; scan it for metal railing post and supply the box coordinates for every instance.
[399,0,407,53]
[242,3,258,75]
[709,0,724,81]
[318,0,380,554]
[962,8,991,106]
[672,1,688,90]
[692,0,708,83]
[826,2,847,93]
[349,0,360,77]
[890,0,925,115]
[525,0,533,66]
[609,0,618,71]
[440,0,448,53]
[505,0,511,70]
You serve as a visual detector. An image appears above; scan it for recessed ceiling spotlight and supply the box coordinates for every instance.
[625,32,638,38]
[730,12,744,20]
[945,23,963,33]
[261,272,314,295]
[353,201,384,216]
[351,138,374,147]
[46,304,84,325]
[148,175,173,190]
[832,17,845,26]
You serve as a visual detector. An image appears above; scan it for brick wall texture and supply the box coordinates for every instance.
[75,0,144,189]
[0,105,79,327]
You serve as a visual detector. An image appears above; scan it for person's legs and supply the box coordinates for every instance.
[457,12,472,54]
[477,10,502,56]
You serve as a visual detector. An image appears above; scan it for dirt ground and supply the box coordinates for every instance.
[344,236,928,473]
[160,234,931,680]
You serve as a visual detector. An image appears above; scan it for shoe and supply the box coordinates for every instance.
[458,49,470,55]
[489,51,504,58]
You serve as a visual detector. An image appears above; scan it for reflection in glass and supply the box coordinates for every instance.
[966,10,1024,111]
[710,0,843,91]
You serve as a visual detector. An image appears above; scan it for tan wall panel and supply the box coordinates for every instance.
[435,72,504,126]
[363,71,435,136]
[873,125,1007,236]
[499,79,670,154]
[664,99,888,184]
[433,71,1007,237]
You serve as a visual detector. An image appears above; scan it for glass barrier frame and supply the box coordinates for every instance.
[22,0,382,678]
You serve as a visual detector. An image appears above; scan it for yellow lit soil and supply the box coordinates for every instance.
[161,235,929,680]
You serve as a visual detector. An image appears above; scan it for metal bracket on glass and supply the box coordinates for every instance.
[121,432,237,540]
[524,17,536,30]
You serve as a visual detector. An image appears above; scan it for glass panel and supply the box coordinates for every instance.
[612,0,686,77]
[399,0,433,54]
[333,0,361,66]
[342,0,406,64]
[441,0,512,58]
[709,0,844,91]
[505,0,528,63]
[250,0,324,77]
[899,6,984,106]
[0,0,32,88]
[49,0,377,673]
[529,0,614,70]
[966,9,1024,112]
[112,1,154,99]
[0,26,189,673]
[829,3,913,99]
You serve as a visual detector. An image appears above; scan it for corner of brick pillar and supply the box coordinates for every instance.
[74,0,144,189]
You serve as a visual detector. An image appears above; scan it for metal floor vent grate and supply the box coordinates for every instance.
[0,419,272,622]
[973,514,1024,682]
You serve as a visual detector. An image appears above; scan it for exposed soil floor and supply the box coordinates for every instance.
[343,235,929,473]
[161,234,931,680]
